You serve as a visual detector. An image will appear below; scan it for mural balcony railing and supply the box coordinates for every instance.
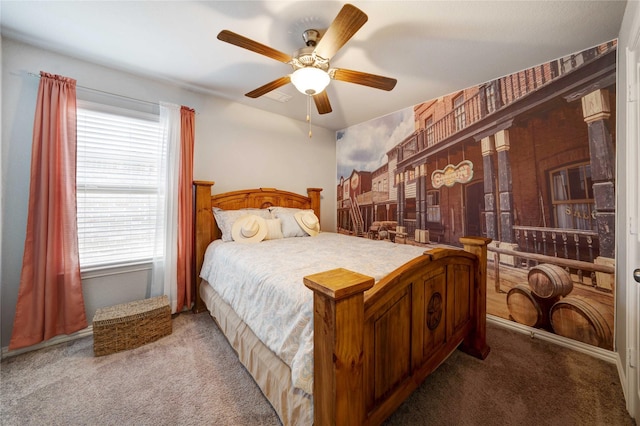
[425,95,484,146]
[355,191,391,205]
[487,243,613,293]
[488,225,608,292]
[402,219,417,238]
[513,225,599,264]
[371,191,389,204]
[356,192,373,205]
[419,43,616,149]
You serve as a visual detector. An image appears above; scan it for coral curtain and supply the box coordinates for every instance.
[177,106,195,312]
[9,72,87,350]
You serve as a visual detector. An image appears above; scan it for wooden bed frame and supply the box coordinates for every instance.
[192,181,491,426]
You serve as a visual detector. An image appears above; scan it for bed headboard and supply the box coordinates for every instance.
[192,181,322,312]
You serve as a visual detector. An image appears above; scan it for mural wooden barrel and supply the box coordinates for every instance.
[507,284,558,329]
[527,264,573,299]
[549,296,614,349]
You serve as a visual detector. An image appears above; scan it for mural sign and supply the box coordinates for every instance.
[431,160,474,188]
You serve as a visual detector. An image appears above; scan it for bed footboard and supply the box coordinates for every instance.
[304,236,491,426]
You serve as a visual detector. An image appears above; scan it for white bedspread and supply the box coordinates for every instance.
[200,232,429,395]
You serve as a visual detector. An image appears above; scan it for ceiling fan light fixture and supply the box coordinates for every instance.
[291,67,330,95]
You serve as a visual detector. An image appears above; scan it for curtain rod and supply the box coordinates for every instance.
[28,71,161,109]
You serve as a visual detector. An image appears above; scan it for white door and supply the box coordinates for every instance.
[625,23,640,420]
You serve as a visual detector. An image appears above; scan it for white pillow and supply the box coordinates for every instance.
[269,207,313,238]
[264,218,284,240]
[213,207,272,242]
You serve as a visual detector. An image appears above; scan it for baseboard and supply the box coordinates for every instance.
[1,316,622,367]
[615,351,628,402]
[487,314,618,364]
[1,326,93,360]
[1,304,189,360]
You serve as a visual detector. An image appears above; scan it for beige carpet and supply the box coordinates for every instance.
[1,312,635,426]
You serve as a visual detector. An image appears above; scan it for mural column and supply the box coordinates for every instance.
[481,136,498,241]
[396,172,405,227]
[395,147,405,227]
[581,89,615,290]
[416,164,427,230]
[495,129,518,264]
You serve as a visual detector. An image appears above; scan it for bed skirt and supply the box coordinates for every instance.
[200,281,313,425]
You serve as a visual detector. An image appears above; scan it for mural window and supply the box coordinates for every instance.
[427,190,441,223]
[550,163,595,230]
[453,93,466,131]
[425,116,435,146]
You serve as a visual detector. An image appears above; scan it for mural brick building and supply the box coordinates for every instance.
[337,41,617,349]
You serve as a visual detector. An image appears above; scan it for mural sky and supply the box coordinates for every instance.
[336,107,414,181]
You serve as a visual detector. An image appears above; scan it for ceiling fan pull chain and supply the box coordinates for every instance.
[307,96,312,138]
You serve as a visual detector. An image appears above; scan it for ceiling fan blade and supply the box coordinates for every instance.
[313,4,368,60]
[332,68,397,91]
[245,76,291,98]
[313,91,332,114]
[218,30,292,64]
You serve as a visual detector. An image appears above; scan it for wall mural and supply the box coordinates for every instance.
[336,40,617,350]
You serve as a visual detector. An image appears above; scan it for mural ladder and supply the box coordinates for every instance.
[350,196,365,236]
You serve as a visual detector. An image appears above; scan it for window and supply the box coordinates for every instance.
[453,94,466,131]
[549,163,595,230]
[427,190,441,223]
[76,103,164,269]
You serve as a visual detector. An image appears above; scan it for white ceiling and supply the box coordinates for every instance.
[0,1,628,131]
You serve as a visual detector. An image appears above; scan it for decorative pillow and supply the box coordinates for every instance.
[269,206,314,238]
[264,218,284,240]
[213,207,272,242]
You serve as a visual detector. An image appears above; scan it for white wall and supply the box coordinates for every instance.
[0,38,337,349]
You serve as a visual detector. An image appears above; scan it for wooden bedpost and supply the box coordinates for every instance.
[307,187,322,221]
[459,236,492,360]
[304,268,374,426]
[192,180,215,313]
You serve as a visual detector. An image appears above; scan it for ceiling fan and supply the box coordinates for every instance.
[217,3,397,115]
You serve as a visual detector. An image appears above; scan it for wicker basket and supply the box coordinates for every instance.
[93,295,172,356]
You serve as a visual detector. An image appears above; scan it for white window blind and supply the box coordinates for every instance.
[76,104,164,269]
